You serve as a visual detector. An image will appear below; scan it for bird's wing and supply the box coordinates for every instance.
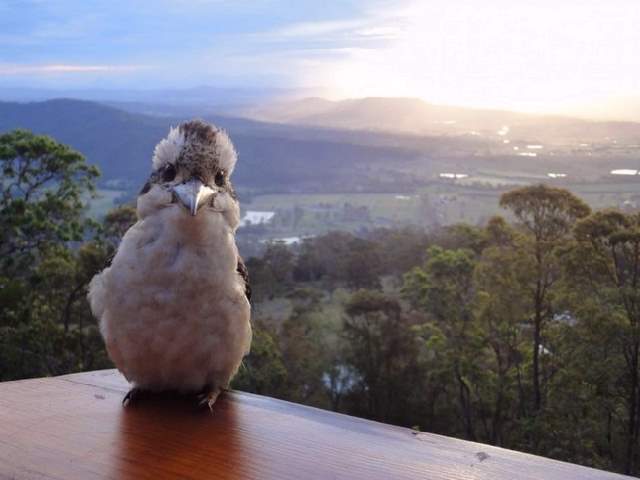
[87,271,108,319]
[236,255,251,303]
[139,180,152,195]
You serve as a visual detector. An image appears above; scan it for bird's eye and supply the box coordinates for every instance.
[162,164,177,182]
[215,171,225,187]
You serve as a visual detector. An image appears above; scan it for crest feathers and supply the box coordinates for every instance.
[152,126,185,170]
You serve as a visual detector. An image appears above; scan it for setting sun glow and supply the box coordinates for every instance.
[318,0,640,116]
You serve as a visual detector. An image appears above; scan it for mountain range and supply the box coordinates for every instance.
[240,97,640,144]
[0,99,427,193]
[1,97,638,197]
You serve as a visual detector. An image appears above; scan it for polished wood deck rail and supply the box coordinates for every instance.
[0,369,632,479]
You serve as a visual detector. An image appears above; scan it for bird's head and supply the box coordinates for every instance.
[142,119,238,217]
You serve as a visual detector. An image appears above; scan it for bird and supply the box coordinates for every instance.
[88,119,252,410]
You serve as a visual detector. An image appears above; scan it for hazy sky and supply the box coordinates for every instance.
[2,0,639,116]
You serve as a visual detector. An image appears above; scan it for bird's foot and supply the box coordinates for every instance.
[197,387,223,412]
[123,387,142,406]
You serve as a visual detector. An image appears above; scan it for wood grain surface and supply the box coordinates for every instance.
[0,369,632,479]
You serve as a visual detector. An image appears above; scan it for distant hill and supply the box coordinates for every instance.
[0,99,425,192]
[0,99,168,182]
[240,97,640,144]
[0,85,303,107]
[2,98,637,198]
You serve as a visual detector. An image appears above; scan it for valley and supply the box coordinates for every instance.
[1,96,639,255]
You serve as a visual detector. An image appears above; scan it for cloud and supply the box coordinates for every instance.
[0,64,149,75]
[265,19,402,42]
[260,7,405,44]
[268,19,365,38]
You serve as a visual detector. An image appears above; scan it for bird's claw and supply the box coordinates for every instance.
[123,387,141,406]
[197,387,222,412]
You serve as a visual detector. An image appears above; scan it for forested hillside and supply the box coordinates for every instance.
[0,99,424,192]
[3,130,640,475]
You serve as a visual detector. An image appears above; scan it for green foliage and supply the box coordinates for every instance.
[245,243,296,300]
[240,189,640,475]
[278,287,340,406]
[292,232,383,289]
[500,184,591,241]
[561,209,640,473]
[101,204,137,244]
[472,235,529,446]
[0,129,100,274]
[232,320,287,396]
[402,245,475,319]
[0,130,110,380]
[342,289,423,424]
[499,184,591,416]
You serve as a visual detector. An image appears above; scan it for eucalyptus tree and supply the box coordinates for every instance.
[500,185,590,413]
[0,130,101,379]
[568,210,640,474]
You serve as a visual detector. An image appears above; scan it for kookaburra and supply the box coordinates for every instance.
[88,120,252,409]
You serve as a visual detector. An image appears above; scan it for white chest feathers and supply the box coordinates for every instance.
[89,199,251,392]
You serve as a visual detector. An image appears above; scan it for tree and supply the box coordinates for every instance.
[101,204,136,246]
[432,223,488,256]
[403,246,480,439]
[565,210,640,473]
[367,227,429,279]
[0,130,99,274]
[293,239,325,282]
[245,242,295,300]
[500,185,590,413]
[342,289,421,424]
[0,130,103,380]
[232,319,287,396]
[473,218,529,445]
[278,288,336,406]
[299,232,381,289]
[343,237,382,289]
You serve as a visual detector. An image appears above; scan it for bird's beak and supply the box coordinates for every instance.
[172,179,215,216]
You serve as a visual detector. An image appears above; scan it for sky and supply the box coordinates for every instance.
[2,0,640,117]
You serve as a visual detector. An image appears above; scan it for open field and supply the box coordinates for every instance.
[242,179,640,238]
[420,179,640,225]
[245,192,422,225]
[83,178,640,239]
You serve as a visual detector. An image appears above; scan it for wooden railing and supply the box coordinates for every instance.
[0,369,632,479]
